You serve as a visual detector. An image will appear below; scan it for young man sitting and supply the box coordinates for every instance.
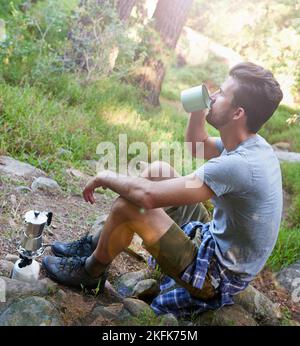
[42,62,283,317]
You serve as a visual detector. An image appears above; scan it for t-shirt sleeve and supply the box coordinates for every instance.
[215,137,224,154]
[195,154,252,197]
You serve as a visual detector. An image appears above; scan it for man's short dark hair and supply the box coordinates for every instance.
[229,62,283,133]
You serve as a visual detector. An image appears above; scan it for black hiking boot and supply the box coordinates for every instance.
[51,234,95,258]
[42,255,107,290]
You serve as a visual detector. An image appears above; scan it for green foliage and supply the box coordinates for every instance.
[259,105,300,151]
[0,72,190,187]
[150,264,164,282]
[65,0,142,81]
[0,0,75,85]
[267,226,300,271]
[281,162,300,227]
[0,0,24,19]
[162,55,228,101]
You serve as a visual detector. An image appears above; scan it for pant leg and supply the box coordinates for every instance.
[144,222,217,300]
[165,202,211,227]
[91,203,210,250]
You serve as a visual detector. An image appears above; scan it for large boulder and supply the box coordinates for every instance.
[0,260,14,277]
[0,296,61,326]
[234,285,282,325]
[272,142,291,152]
[116,270,151,298]
[194,304,258,326]
[31,177,61,193]
[0,276,58,300]
[132,279,160,301]
[123,298,155,317]
[159,313,179,326]
[89,303,124,325]
[276,261,300,294]
[274,151,300,162]
[0,156,45,180]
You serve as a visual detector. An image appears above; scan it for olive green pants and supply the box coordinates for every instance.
[92,202,216,300]
[144,203,217,300]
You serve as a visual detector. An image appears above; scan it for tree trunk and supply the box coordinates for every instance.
[117,0,137,22]
[138,0,193,106]
[153,0,193,49]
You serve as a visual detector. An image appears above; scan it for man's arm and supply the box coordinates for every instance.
[83,170,214,209]
[185,110,221,160]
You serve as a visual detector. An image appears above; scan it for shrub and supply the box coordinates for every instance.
[267,226,300,271]
[64,0,141,82]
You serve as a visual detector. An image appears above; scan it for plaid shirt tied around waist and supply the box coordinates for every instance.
[148,221,250,318]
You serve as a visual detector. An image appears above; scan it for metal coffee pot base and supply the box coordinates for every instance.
[18,233,45,259]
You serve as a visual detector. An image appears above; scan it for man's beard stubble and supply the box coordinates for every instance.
[206,108,232,130]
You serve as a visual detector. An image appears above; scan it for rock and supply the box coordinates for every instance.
[275,151,300,162]
[90,303,123,322]
[31,177,61,193]
[116,270,151,297]
[0,156,46,180]
[114,308,132,325]
[39,278,59,294]
[179,320,194,326]
[0,260,14,277]
[0,276,57,299]
[89,315,108,326]
[276,260,300,294]
[132,279,160,300]
[234,285,281,325]
[55,289,68,302]
[123,298,155,317]
[0,296,61,326]
[66,168,90,180]
[194,304,258,326]
[272,142,291,152]
[159,313,178,326]
[15,186,32,193]
[4,254,19,264]
[126,234,149,262]
[104,280,124,302]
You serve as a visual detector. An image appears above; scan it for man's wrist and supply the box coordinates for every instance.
[95,170,110,188]
[191,110,206,117]
[95,170,116,188]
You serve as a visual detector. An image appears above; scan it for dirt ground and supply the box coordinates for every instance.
[0,175,146,284]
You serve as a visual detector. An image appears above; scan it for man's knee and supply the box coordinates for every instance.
[141,161,179,180]
[111,197,129,215]
[111,197,142,220]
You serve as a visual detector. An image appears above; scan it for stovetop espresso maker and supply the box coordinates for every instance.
[12,210,53,282]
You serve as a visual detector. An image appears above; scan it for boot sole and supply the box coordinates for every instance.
[42,259,107,291]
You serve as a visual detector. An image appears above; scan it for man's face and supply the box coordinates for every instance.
[206,76,238,130]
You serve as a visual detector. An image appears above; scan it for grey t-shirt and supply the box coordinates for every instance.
[195,134,282,281]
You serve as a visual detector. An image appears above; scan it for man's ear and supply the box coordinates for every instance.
[233,107,246,120]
